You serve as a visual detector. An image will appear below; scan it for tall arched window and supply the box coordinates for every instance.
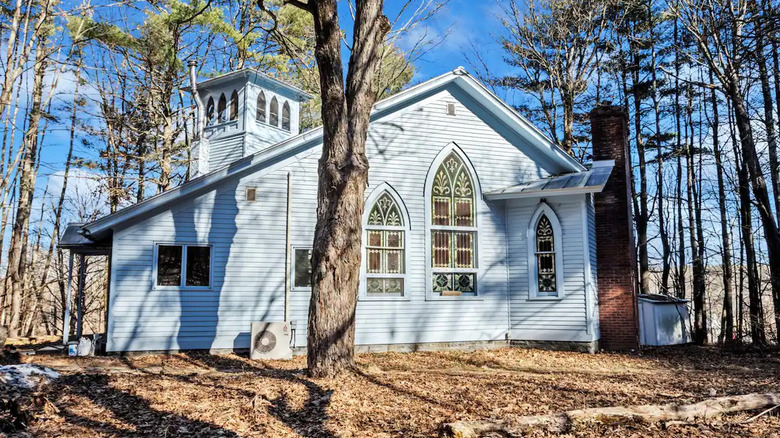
[429,149,477,296]
[217,93,227,123]
[528,203,563,298]
[256,91,266,122]
[282,101,291,131]
[270,96,279,126]
[229,90,239,121]
[206,97,215,126]
[365,190,406,296]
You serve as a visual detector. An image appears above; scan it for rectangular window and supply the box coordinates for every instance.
[157,245,182,286]
[293,248,312,289]
[155,244,211,288]
[186,246,211,287]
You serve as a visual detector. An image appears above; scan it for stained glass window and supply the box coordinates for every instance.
[430,151,477,295]
[535,215,557,294]
[365,192,405,296]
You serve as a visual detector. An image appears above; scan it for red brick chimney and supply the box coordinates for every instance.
[590,105,640,351]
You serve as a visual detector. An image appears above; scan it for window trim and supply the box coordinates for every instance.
[424,143,483,301]
[527,202,565,300]
[360,183,411,301]
[290,245,313,291]
[152,242,214,290]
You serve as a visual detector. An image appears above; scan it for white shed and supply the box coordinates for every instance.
[638,294,691,346]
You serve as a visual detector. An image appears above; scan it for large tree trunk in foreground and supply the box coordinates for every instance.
[442,392,780,437]
[280,0,389,378]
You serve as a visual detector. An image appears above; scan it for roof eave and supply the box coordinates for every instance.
[483,185,605,201]
[82,126,324,236]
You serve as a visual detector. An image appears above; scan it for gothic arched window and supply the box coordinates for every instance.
[256,91,266,122]
[270,96,279,126]
[365,190,406,296]
[217,93,227,123]
[206,97,215,126]
[282,101,291,131]
[528,203,563,298]
[229,90,239,121]
[429,150,477,295]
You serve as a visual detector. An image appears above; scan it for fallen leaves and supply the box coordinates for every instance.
[6,345,778,437]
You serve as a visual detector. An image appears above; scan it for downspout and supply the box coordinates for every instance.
[284,171,292,322]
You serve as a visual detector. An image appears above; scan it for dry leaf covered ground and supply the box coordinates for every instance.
[16,345,780,437]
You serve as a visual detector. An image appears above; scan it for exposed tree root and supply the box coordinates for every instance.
[441,392,780,437]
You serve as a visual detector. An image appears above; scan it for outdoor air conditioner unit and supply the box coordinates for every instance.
[250,321,292,360]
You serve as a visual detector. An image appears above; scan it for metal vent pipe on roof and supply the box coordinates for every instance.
[188,60,205,140]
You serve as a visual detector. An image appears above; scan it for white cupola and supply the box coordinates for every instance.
[188,65,313,176]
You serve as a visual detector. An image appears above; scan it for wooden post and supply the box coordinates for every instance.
[62,252,74,345]
[76,254,86,338]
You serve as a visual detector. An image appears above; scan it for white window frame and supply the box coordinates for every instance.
[360,183,410,301]
[527,202,564,299]
[152,243,214,290]
[424,143,482,301]
[290,246,313,291]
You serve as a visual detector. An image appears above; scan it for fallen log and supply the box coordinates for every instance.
[441,392,780,437]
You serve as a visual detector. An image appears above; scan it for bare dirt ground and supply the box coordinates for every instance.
[9,345,780,437]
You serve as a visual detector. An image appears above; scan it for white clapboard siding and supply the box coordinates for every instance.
[506,195,593,343]
[106,87,594,352]
[207,133,245,171]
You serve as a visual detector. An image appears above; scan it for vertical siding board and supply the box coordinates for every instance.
[106,89,591,352]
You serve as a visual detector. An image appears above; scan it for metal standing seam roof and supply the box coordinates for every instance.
[483,160,614,200]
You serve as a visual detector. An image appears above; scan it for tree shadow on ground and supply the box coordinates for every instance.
[48,373,241,437]
[180,352,337,438]
[46,352,338,438]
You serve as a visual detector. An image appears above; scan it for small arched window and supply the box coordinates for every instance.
[206,97,215,126]
[229,90,238,121]
[256,91,266,122]
[282,101,291,131]
[364,188,407,297]
[429,150,477,296]
[270,96,279,126]
[217,93,227,123]
[528,203,563,298]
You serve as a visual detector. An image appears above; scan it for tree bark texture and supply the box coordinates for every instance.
[300,0,390,378]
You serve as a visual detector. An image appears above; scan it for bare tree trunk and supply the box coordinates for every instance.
[730,103,765,345]
[685,85,706,344]
[279,0,389,378]
[649,8,670,294]
[4,12,51,337]
[673,13,686,300]
[630,43,650,295]
[755,4,780,340]
[728,81,780,344]
[711,75,734,345]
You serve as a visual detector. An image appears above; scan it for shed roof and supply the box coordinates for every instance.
[58,224,112,254]
[483,160,614,200]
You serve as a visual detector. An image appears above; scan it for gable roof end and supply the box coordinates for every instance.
[73,67,584,240]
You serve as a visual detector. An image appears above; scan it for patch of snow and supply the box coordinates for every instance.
[0,364,60,390]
